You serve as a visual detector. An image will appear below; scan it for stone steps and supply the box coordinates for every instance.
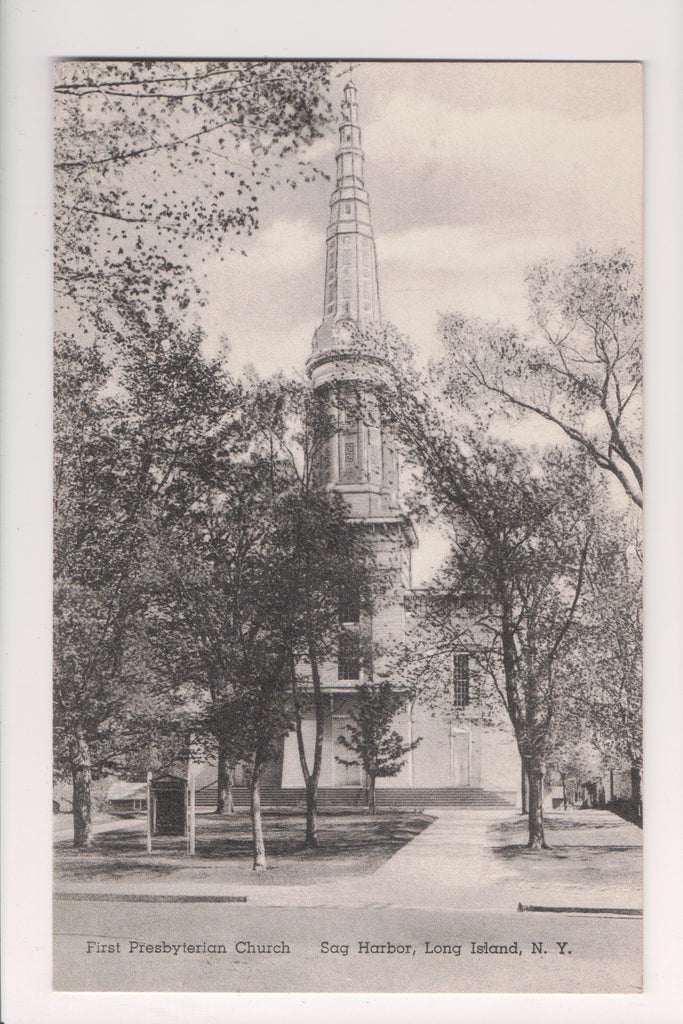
[195,786,517,810]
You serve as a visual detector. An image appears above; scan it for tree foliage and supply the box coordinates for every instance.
[336,681,421,814]
[53,322,239,845]
[561,513,642,813]
[54,60,333,333]
[438,250,642,507]
[366,321,596,847]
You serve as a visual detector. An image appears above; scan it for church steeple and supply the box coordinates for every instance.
[306,78,407,523]
[318,79,381,331]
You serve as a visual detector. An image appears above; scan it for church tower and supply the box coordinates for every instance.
[278,77,521,803]
[280,78,417,790]
[306,80,414,533]
[307,79,416,692]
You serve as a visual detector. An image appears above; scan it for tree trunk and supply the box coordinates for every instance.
[294,642,325,850]
[305,781,319,849]
[250,771,267,871]
[521,766,529,814]
[216,746,234,815]
[630,764,642,822]
[527,769,547,849]
[367,774,376,816]
[70,733,93,849]
[561,772,567,811]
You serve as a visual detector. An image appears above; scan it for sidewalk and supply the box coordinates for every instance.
[54,808,642,913]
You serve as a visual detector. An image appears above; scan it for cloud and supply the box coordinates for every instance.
[362,92,642,244]
[195,65,641,378]
[197,217,324,375]
[220,216,321,275]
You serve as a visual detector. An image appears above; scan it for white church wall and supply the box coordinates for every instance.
[479,728,521,801]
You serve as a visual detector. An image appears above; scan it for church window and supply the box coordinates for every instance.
[344,441,356,465]
[343,250,352,265]
[453,654,470,708]
[343,280,351,297]
[339,583,360,624]
[338,632,360,680]
[345,204,351,214]
[343,235,352,246]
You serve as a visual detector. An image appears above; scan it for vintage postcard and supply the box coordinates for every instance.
[49,58,645,997]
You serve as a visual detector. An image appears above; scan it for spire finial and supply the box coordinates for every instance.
[337,61,361,84]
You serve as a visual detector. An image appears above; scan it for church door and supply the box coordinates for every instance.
[450,729,470,786]
[332,716,363,786]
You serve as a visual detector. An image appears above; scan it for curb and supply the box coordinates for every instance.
[55,893,248,903]
[518,902,642,917]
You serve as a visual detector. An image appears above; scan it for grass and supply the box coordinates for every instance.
[54,810,434,885]
[488,812,642,906]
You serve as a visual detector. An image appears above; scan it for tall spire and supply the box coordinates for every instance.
[317,80,381,335]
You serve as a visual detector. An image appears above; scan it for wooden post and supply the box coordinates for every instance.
[146,771,152,853]
[189,772,196,856]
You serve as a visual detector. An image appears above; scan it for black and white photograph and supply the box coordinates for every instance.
[49,57,644,994]
[5,2,683,1017]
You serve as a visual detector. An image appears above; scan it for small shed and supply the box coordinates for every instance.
[150,769,188,836]
[106,779,148,816]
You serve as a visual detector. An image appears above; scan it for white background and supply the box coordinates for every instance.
[2,1,682,1021]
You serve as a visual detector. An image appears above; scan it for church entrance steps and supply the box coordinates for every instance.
[195,786,517,811]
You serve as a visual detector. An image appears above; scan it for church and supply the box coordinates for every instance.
[197,79,521,810]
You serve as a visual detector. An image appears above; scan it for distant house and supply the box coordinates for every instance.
[105,779,147,816]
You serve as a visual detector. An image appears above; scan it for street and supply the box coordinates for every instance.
[54,898,641,993]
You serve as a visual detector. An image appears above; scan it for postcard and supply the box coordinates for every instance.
[50,58,644,997]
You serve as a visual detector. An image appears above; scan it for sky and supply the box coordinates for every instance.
[197,61,642,378]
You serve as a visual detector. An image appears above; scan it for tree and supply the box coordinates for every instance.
[255,382,375,849]
[143,432,295,869]
[53,321,238,846]
[432,443,592,848]
[545,713,607,810]
[563,515,642,819]
[366,323,594,848]
[54,60,333,334]
[335,682,421,815]
[199,647,293,872]
[438,250,642,507]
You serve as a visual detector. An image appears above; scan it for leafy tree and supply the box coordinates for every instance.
[563,515,642,818]
[335,681,421,815]
[54,60,333,334]
[365,323,594,848]
[273,485,372,846]
[438,250,642,507]
[211,679,293,871]
[545,714,607,810]
[53,321,237,846]
[259,384,376,848]
[140,424,295,868]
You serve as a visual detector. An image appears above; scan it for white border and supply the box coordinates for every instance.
[2,2,682,1022]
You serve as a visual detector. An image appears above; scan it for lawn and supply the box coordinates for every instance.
[489,811,643,908]
[54,810,434,885]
